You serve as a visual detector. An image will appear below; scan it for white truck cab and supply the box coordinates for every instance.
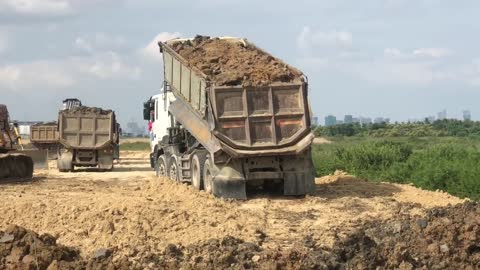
[144,88,176,167]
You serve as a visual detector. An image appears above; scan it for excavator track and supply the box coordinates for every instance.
[0,153,34,180]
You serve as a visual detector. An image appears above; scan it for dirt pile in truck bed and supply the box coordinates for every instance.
[62,106,112,115]
[171,35,303,87]
[33,121,57,126]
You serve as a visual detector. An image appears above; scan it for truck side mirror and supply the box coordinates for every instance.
[143,101,151,120]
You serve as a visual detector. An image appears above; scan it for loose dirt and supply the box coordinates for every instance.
[171,35,303,87]
[63,106,112,115]
[0,151,474,269]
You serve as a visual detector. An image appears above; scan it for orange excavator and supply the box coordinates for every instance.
[0,104,35,180]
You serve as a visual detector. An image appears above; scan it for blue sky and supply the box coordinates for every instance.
[1,0,479,127]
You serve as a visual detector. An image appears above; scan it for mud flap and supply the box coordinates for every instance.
[282,150,316,196]
[57,150,73,172]
[212,160,247,200]
[98,150,114,171]
[17,149,48,170]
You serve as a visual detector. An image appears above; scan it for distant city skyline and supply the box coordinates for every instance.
[321,109,472,126]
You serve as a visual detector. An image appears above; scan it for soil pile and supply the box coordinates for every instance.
[0,225,134,270]
[63,106,112,115]
[333,202,480,269]
[0,225,82,269]
[33,122,57,127]
[171,35,303,87]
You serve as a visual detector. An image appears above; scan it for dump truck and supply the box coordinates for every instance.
[30,98,83,160]
[0,104,35,180]
[57,107,120,172]
[30,122,60,160]
[145,36,315,199]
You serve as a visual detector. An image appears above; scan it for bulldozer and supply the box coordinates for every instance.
[0,104,44,180]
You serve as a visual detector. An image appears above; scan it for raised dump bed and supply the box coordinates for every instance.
[160,36,313,153]
[149,36,315,199]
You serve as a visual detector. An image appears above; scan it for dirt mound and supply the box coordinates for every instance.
[0,225,134,270]
[33,122,57,127]
[0,225,82,269]
[333,202,480,269]
[2,201,479,269]
[171,35,303,87]
[63,106,112,115]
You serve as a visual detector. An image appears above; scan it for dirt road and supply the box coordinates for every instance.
[0,151,464,261]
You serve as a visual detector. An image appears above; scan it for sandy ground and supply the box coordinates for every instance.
[0,151,464,258]
[313,137,331,144]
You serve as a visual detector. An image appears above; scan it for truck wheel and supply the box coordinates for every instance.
[156,155,167,178]
[203,159,213,194]
[191,154,204,190]
[168,156,179,182]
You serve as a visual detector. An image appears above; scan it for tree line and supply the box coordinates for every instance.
[314,119,480,137]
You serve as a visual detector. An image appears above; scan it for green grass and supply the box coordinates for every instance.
[120,142,150,151]
[312,136,480,200]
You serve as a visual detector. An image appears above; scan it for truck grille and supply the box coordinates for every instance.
[215,84,308,148]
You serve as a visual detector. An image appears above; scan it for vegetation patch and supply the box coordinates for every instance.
[312,137,480,200]
[120,142,150,151]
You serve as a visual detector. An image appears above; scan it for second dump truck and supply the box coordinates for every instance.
[30,122,60,160]
[57,107,120,172]
[145,36,315,199]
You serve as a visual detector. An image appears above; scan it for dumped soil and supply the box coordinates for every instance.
[171,35,303,87]
[63,106,112,115]
[331,202,480,269]
[0,151,473,269]
[3,202,479,269]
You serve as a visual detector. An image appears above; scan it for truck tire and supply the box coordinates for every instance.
[156,155,167,178]
[191,154,205,190]
[203,159,213,194]
[168,155,179,182]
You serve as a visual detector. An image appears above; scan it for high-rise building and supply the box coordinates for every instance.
[437,109,447,120]
[344,115,353,124]
[312,117,319,126]
[360,117,372,125]
[325,115,337,127]
[463,110,472,121]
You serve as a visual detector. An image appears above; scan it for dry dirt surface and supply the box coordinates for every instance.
[171,35,303,87]
[313,137,332,145]
[0,151,477,269]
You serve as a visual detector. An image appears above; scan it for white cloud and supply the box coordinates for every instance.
[297,26,353,52]
[413,48,451,58]
[140,32,181,61]
[0,61,75,91]
[74,37,93,53]
[74,33,126,54]
[77,52,141,80]
[0,0,124,17]
[0,52,141,92]
[0,0,73,16]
